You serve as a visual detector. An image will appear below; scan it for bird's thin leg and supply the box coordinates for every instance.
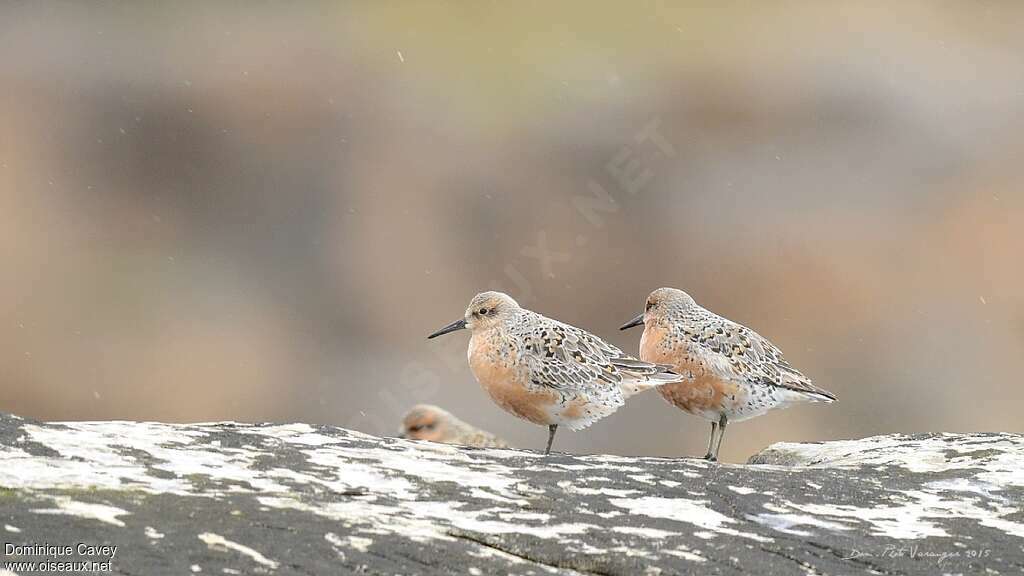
[710,414,729,462]
[545,424,558,455]
[702,421,719,460]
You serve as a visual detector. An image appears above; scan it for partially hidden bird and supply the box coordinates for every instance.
[399,404,510,448]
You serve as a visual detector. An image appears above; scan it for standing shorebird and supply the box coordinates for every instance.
[621,287,836,461]
[428,291,681,454]
[399,404,511,448]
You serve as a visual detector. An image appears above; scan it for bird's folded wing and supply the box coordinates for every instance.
[689,317,836,401]
[515,318,624,397]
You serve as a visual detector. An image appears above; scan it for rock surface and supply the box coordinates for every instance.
[0,412,1021,575]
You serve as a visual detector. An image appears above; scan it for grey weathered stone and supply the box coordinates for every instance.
[0,412,1021,575]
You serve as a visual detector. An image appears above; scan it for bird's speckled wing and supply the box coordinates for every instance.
[511,311,681,399]
[683,311,836,401]
[511,312,627,398]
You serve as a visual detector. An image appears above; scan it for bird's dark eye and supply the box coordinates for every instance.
[646,301,655,311]
[479,308,489,315]
[409,425,423,432]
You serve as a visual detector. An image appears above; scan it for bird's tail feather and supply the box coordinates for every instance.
[613,357,683,398]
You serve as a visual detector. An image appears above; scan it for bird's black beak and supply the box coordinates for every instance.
[619,313,645,331]
[427,318,467,339]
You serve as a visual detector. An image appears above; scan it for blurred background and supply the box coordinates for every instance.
[1,2,1022,461]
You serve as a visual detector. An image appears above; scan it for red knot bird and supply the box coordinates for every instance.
[428,291,682,454]
[399,404,510,448]
[621,287,836,461]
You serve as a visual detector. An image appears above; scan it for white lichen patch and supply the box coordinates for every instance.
[497,511,552,523]
[606,544,660,559]
[612,526,677,538]
[0,444,176,494]
[254,424,341,447]
[284,434,531,505]
[610,497,772,543]
[778,499,949,539]
[198,532,279,570]
[749,433,1024,542]
[767,490,1024,540]
[346,535,373,552]
[32,496,129,527]
[406,500,598,539]
[4,524,21,533]
[748,511,851,537]
[763,433,1024,488]
[728,486,757,495]
[257,495,455,546]
[6,422,271,495]
[557,481,641,498]
[925,477,1012,504]
[145,526,165,539]
[323,532,348,561]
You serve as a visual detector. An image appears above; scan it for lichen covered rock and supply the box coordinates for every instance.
[0,413,1021,575]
